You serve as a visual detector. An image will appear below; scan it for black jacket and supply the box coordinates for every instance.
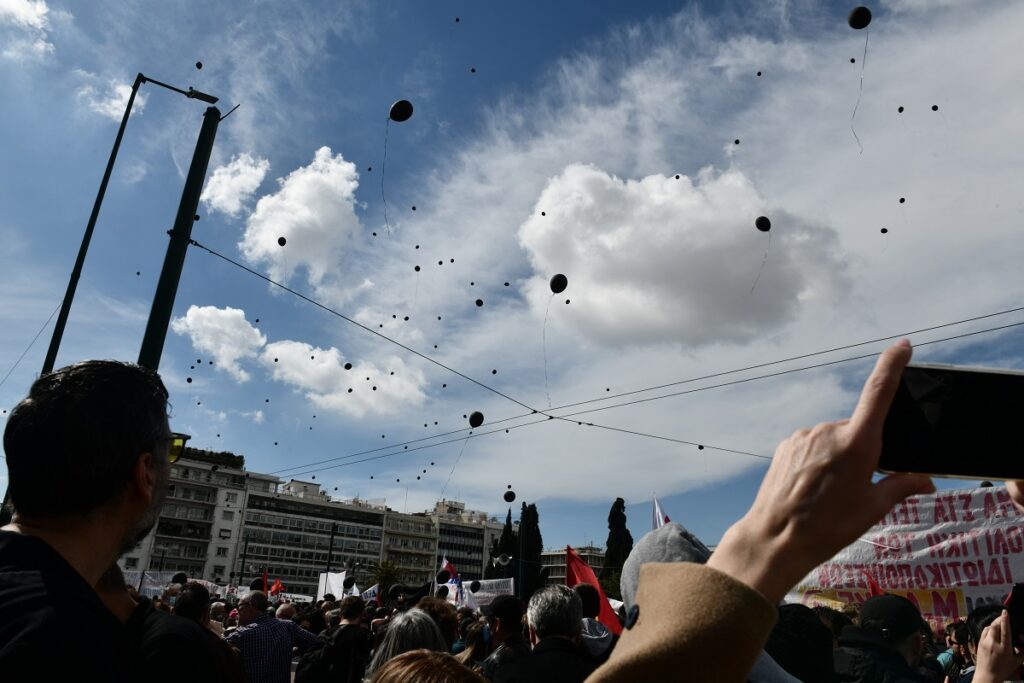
[494,637,597,683]
[834,626,927,683]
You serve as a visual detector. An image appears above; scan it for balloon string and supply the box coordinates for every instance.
[542,294,554,409]
[850,29,869,154]
[439,434,471,501]
[381,117,391,235]
[750,231,772,293]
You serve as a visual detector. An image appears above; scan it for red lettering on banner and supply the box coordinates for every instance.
[1007,527,1023,554]
[994,530,1010,555]
[926,564,943,588]
[932,591,960,621]
[935,497,952,524]
[988,558,1006,584]
[960,494,976,522]
[963,561,979,586]
[1004,557,1013,582]
[914,565,929,589]
[947,564,961,584]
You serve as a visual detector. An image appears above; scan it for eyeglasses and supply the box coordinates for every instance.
[165,433,191,463]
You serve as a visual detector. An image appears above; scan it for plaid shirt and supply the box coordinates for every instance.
[226,614,317,683]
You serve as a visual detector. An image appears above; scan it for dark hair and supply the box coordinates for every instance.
[813,605,853,640]
[174,581,211,621]
[4,360,169,517]
[323,593,336,602]
[339,596,366,620]
[371,649,485,683]
[246,590,269,612]
[967,604,1003,646]
[765,604,836,683]
[573,583,601,619]
[415,597,459,648]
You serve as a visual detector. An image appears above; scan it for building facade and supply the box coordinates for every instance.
[540,545,605,586]
[429,500,505,581]
[237,480,386,597]
[381,510,439,586]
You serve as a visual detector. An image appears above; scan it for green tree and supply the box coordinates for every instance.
[371,560,402,602]
[486,508,517,580]
[519,502,544,600]
[601,498,633,580]
[599,571,622,601]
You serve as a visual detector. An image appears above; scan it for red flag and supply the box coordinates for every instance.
[270,578,285,596]
[861,570,885,597]
[565,545,622,635]
[262,567,269,593]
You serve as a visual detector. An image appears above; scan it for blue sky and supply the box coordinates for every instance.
[2,0,1023,552]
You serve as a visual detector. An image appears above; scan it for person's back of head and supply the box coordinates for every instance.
[455,617,491,666]
[174,581,211,624]
[415,596,459,648]
[210,602,227,623]
[765,603,836,683]
[371,649,486,683]
[854,595,927,666]
[275,603,296,620]
[339,596,366,623]
[812,605,852,646]
[967,604,1003,654]
[366,608,448,676]
[527,585,583,643]
[573,583,601,620]
[3,361,171,546]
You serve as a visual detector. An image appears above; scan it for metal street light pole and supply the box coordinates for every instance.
[41,73,218,375]
[137,106,220,369]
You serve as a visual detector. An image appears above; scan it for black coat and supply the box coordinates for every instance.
[493,637,597,683]
[834,626,927,683]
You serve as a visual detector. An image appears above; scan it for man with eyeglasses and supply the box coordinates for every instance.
[0,360,181,681]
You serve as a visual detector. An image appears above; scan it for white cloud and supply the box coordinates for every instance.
[171,305,267,382]
[0,0,54,60]
[202,153,270,217]
[518,163,847,347]
[239,147,364,298]
[76,80,147,122]
[260,340,427,419]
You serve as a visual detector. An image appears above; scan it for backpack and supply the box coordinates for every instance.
[295,625,366,683]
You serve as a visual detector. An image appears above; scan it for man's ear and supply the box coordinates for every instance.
[132,452,159,506]
[528,624,538,647]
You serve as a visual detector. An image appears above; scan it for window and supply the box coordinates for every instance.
[219,529,232,539]
[216,547,228,557]
[226,492,238,503]
[213,565,225,575]
[124,557,138,569]
[222,510,234,521]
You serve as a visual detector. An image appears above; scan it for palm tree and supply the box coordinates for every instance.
[371,560,402,601]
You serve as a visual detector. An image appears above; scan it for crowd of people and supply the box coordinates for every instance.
[2,344,1024,681]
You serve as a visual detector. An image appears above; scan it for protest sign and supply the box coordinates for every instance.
[787,486,1024,629]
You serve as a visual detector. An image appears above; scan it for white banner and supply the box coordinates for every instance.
[470,578,515,608]
[786,486,1024,629]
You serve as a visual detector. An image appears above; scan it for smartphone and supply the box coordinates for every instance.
[879,363,1024,479]
[1003,583,1024,647]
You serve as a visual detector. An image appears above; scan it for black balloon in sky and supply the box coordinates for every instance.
[343,576,356,590]
[848,6,871,30]
[469,411,484,428]
[549,273,568,294]
[504,490,516,503]
[278,236,287,246]
[469,580,481,593]
[755,216,771,232]
[389,99,414,122]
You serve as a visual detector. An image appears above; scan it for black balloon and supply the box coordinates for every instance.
[469,411,484,428]
[549,273,568,294]
[504,490,516,503]
[436,569,452,584]
[171,572,189,585]
[469,580,481,593]
[278,236,286,246]
[343,576,356,589]
[755,216,771,232]
[848,6,871,30]
[389,99,414,122]
[435,586,449,599]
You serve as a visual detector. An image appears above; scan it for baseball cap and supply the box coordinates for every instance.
[858,595,927,642]
[482,595,524,625]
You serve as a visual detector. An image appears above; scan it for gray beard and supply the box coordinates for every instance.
[120,461,171,555]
